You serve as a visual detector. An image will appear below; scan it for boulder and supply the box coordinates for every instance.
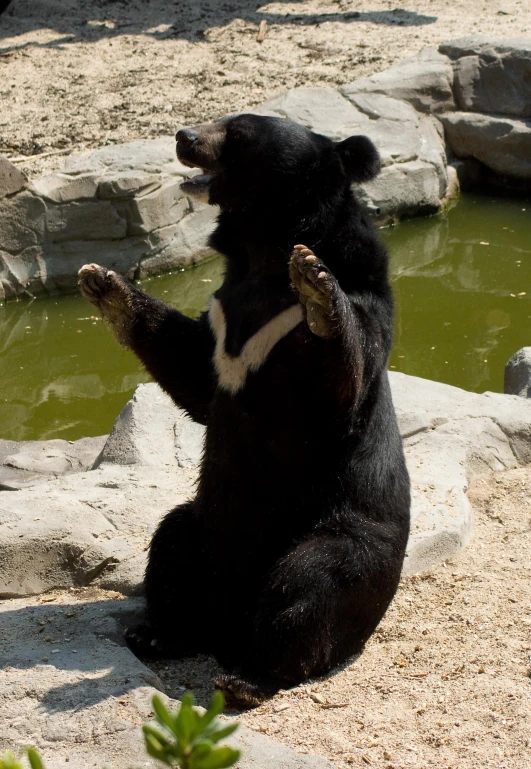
[440,111,531,179]
[0,155,27,199]
[341,47,455,114]
[439,37,531,118]
[504,347,531,398]
[0,435,106,490]
[0,594,333,769]
[97,383,204,470]
[3,374,531,597]
[0,139,218,300]
[391,372,531,573]
[260,87,450,222]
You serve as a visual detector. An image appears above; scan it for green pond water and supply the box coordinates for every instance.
[0,193,530,442]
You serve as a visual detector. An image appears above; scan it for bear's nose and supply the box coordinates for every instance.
[176,128,198,149]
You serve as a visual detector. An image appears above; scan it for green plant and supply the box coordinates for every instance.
[0,691,240,769]
[0,749,43,769]
[143,691,240,769]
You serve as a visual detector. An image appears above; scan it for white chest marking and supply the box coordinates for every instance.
[208,298,303,394]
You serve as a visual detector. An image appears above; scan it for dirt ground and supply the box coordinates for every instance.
[0,0,529,177]
[151,468,531,769]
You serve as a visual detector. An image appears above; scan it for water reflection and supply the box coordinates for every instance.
[387,195,531,393]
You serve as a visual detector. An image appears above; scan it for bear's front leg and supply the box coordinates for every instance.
[78,263,136,346]
[289,244,345,338]
[78,263,216,424]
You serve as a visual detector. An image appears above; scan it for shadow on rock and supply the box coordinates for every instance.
[0,593,223,713]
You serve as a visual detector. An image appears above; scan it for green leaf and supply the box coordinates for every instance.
[190,743,213,760]
[143,733,173,765]
[152,695,178,734]
[201,691,225,728]
[142,724,173,749]
[26,750,45,769]
[1,752,23,769]
[194,746,241,769]
[203,723,239,745]
[174,694,199,745]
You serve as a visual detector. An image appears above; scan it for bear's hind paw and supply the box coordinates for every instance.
[124,624,172,659]
[215,672,281,709]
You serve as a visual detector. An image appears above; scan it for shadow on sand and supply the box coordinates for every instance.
[0,0,437,51]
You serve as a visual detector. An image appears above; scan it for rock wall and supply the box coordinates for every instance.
[0,142,219,300]
[0,36,529,299]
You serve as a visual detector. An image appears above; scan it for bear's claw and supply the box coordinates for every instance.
[78,263,135,345]
[289,245,339,338]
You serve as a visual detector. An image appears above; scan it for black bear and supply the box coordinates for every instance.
[78,114,410,707]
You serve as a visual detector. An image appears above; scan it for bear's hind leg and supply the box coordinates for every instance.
[216,526,403,707]
[125,502,209,660]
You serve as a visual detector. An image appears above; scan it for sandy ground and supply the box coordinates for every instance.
[151,468,531,769]
[0,0,529,177]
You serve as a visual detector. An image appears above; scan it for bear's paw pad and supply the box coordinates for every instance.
[289,245,338,338]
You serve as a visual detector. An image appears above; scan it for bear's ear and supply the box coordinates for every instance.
[335,135,381,183]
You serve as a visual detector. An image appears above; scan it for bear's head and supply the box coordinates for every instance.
[176,114,380,216]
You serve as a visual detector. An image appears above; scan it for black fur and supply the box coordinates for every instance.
[83,115,410,705]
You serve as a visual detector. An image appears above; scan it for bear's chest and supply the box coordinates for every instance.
[208,294,304,395]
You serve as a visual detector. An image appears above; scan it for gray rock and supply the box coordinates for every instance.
[31,173,99,203]
[440,111,531,179]
[0,435,107,489]
[0,462,195,597]
[440,37,531,118]
[120,179,189,236]
[260,87,450,222]
[504,347,531,398]
[341,47,455,114]
[97,170,161,199]
[3,375,531,597]
[46,200,128,243]
[258,87,369,140]
[0,155,27,199]
[98,383,204,470]
[389,371,531,573]
[0,594,333,769]
[0,190,46,253]
[0,138,217,299]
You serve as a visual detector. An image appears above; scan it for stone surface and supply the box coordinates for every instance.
[440,111,531,179]
[0,593,333,769]
[0,435,106,489]
[3,374,531,598]
[440,37,531,118]
[0,155,27,199]
[261,87,450,222]
[341,47,455,114]
[390,371,531,573]
[97,383,204,470]
[504,347,531,398]
[0,138,218,300]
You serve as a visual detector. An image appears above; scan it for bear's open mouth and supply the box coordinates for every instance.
[180,169,215,200]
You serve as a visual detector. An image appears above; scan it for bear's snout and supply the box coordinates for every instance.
[176,127,199,149]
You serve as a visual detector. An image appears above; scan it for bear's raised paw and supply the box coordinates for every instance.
[289,245,340,338]
[78,264,135,346]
